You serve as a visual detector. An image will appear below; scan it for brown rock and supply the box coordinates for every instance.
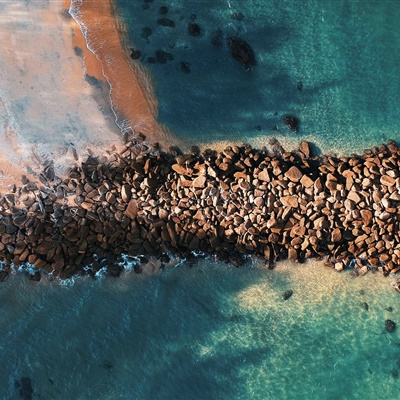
[380,175,395,187]
[192,175,206,188]
[172,164,190,175]
[258,169,270,182]
[331,228,342,243]
[300,175,314,188]
[281,196,298,208]
[360,209,373,226]
[125,199,139,219]
[285,166,302,182]
[299,141,310,157]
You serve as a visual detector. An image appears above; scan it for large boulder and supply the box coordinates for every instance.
[385,319,396,333]
[227,37,257,69]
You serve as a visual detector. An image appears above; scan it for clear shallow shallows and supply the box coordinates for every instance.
[114,0,400,154]
[1,260,399,400]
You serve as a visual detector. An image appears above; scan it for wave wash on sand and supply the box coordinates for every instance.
[69,0,172,144]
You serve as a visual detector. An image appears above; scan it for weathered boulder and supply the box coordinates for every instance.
[385,319,396,333]
[227,37,257,69]
[285,166,302,182]
[283,289,293,300]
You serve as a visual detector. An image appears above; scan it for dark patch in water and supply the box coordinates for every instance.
[140,27,152,38]
[180,61,191,74]
[84,74,102,88]
[73,46,83,57]
[130,49,142,60]
[157,18,175,28]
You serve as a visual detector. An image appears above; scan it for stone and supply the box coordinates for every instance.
[157,18,175,28]
[125,199,139,219]
[360,209,373,226]
[227,37,257,69]
[299,141,310,157]
[0,271,8,282]
[140,27,152,38]
[300,175,314,188]
[188,22,202,36]
[385,319,396,333]
[380,175,395,186]
[155,50,173,64]
[192,176,206,188]
[281,195,298,208]
[331,228,342,243]
[180,61,191,74]
[285,166,302,182]
[283,115,300,132]
[283,289,293,300]
[258,169,270,182]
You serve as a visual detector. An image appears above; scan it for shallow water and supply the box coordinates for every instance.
[114,0,400,154]
[1,260,399,399]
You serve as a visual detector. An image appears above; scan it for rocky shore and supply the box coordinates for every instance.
[1,135,400,282]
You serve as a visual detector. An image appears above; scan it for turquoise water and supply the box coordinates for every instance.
[1,261,399,399]
[2,1,400,399]
[115,0,400,153]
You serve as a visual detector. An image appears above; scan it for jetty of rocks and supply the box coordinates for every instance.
[1,136,400,281]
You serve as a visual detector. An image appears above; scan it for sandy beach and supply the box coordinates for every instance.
[0,0,124,192]
[69,0,174,147]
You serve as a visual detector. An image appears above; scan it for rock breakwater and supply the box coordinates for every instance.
[0,136,400,282]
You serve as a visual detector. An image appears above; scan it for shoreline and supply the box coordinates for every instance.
[68,0,175,147]
[0,137,400,290]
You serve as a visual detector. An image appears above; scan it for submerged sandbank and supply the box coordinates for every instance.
[69,0,174,146]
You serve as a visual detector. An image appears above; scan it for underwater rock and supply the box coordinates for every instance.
[16,377,33,400]
[130,49,142,60]
[283,289,293,300]
[157,18,175,28]
[283,115,300,132]
[179,61,191,75]
[140,27,152,38]
[385,319,396,333]
[231,12,244,21]
[297,81,303,91]
[227,37,256,69]
[155,50,174,64]
[159,5,168,15]
[211,29,223,47]
[0,270,8,282]
[188,21,202,36]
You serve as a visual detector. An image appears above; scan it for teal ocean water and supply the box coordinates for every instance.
[1,1,400,399]
[115,0,400,153]
[1,261,400,399]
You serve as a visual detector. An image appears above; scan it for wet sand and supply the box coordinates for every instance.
[69,0,174,147]
[0,0,123,192]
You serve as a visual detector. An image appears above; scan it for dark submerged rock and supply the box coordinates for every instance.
[157,18,175,28]
[130,49,142,60]
[0,270,8,282]
[231,12,244,21]
[180,61,191,74]
[140,27,152,38]
[227,37,256,69]
[283,289,293,300]
[361,302,369,311]
[159,5,168,15]
[211,29,223,47]
[297,81,303,91]
[188,21,202,37]
[385,319,396,333]
[155,50,174,64]
[283,115,300,132]
[17,377,33,400]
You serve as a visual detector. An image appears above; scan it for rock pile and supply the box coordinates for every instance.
[0,137,400,281]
